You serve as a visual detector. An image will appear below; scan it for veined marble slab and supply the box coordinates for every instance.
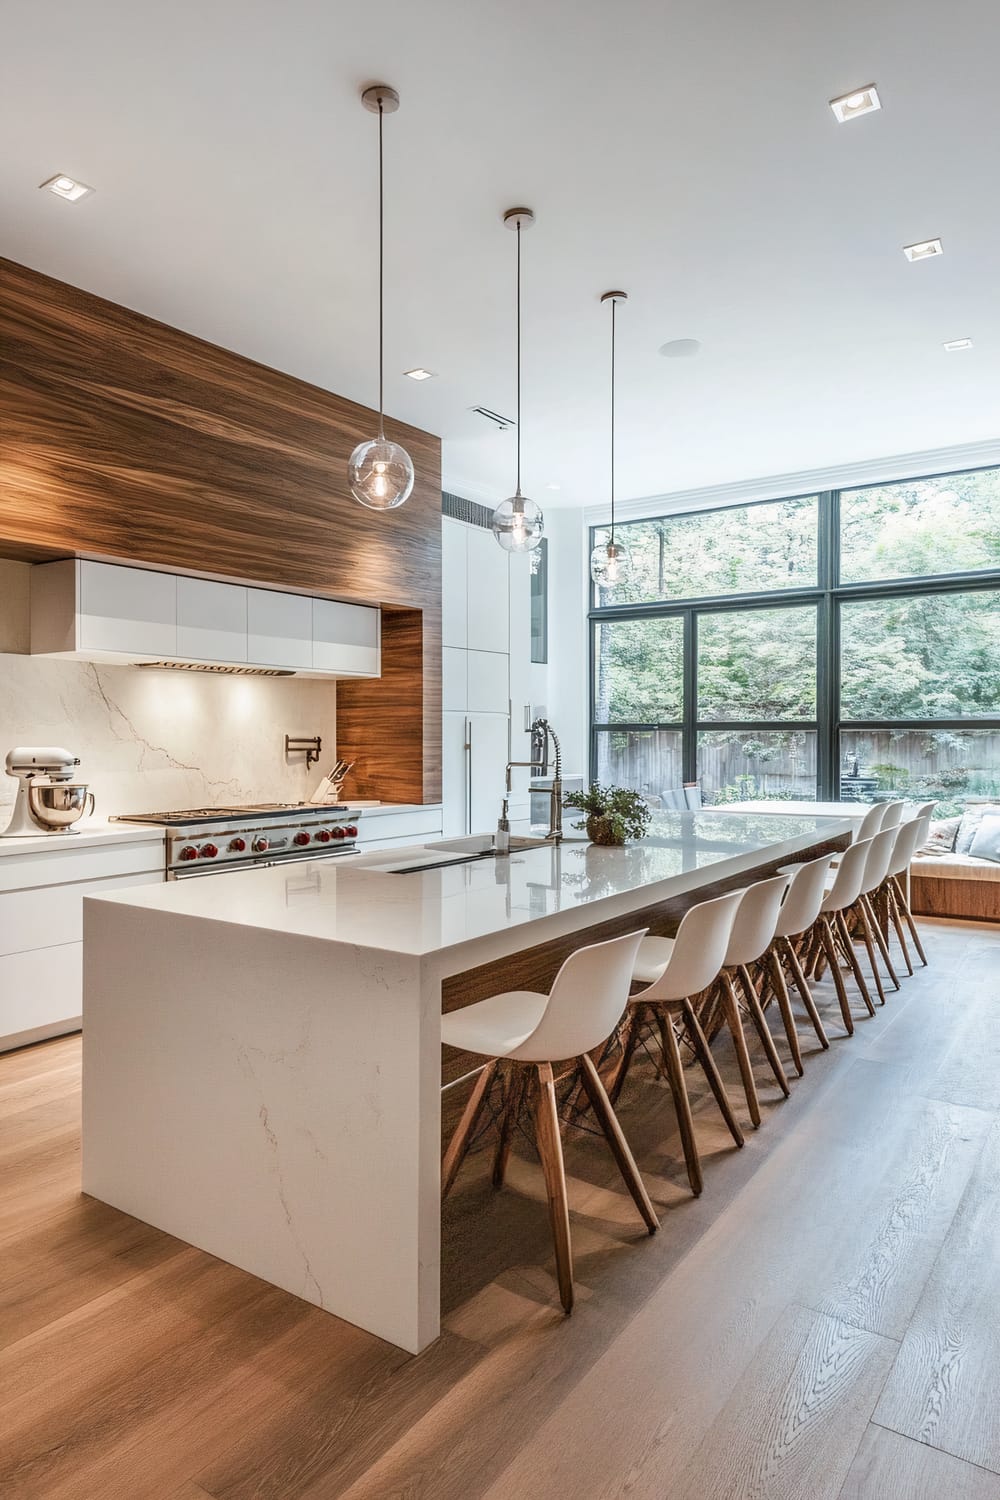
[82,810,852,1354]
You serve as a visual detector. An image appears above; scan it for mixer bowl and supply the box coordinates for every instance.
[28,782,95,830]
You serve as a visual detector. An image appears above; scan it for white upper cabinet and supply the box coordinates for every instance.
[441,518,468,648]
[442,646,468,712]
[30,560,379,678]
[312,598,380,677]
[79,561,177,658]
[177,576,248,663]
[246,588,314,670]
[466,526,510,654]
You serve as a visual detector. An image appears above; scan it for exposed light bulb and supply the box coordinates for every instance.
[590,537,632,590]
[348,436,414,510]
[491,493,544,553]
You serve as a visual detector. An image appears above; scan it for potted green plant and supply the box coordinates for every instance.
[563,783,652,847]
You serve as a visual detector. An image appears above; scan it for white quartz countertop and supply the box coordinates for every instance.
[0,818,166,857]
[85,810,853,961]
[702,800,875,820]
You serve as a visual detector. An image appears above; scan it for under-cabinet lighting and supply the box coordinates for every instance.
[829,85,881,123]
[40,174,95,202]
[903,239,943,262]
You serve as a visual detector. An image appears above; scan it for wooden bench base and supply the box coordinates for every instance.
[911,874,1000,923]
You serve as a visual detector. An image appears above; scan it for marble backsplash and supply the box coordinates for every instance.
[0,562,338,818]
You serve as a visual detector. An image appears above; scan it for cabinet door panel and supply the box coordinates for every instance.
[442,647,468,712]
[467,650,509,714]
[442,712,469,837]
[466,528,509,653]
[247,588,312,669]
[176,577,248,662]
[312,599,380,676]
[79,563,177,657]
[468,714,511,835]
[441,520,468,648]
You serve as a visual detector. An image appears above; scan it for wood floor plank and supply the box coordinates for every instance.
[668,1306,898,1500]
[839,1424,1000,1499]
[873,1121,1000,1476]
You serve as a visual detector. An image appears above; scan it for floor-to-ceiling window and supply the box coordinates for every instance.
[590,465,1000,809]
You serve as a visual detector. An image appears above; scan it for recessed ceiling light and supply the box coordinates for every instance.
[659,338,701,359]
[546,482,561,490]
[830,85,881,123]
[903,238,943,262]
[404,367,435,381]
[40,173,94,202]
[943,338,973,351]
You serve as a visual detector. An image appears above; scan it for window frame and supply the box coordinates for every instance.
[588,468,1000,800]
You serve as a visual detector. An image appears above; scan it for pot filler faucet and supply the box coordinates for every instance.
[495,717,562,852]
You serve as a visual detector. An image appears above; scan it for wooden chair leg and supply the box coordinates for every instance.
[884,880,914,976]
[892,875,928,966]
[836,909,877,1017]
[853,900,888,1006]
[492,1065,527,1188]
[768,948,804,1075]
[533,1062,574,1314]
[578,1054,658,1233]
[719,970,762,1128]
[655,1005,704,1195]
[782,935,829,1049]
[608,1006,642,1106]
[861,892,900,991]
[681,998,744,1148]
[820,916,855,1036]
[442,1059,498,1199]
[737,965,790,1097]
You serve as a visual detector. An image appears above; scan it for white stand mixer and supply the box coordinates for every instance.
[1,747,94,838]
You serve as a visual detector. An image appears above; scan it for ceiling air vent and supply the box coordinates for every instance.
[471,406,516,431]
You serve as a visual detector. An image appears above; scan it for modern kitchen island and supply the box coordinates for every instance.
[81,810,852,1353]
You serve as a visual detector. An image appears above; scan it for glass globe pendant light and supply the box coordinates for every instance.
[491,208,544,552]
[348,84,415,511]
[590,290,632,589]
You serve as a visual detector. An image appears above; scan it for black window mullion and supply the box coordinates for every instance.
[682,609,697,782]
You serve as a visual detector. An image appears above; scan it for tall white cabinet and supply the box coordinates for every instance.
[441,518,519,837]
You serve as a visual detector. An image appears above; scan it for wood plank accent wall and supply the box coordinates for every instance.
[0,257,442,803]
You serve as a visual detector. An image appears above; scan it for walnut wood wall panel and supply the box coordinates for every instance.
[0,258,442,802]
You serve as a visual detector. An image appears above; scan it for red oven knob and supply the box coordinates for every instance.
[331,825,346,839]
[314,828,331,843]
[200,843,218,859]
[179,845,198,861]
[252,837,269,854]
[344,825,358,839]
[229,837,246,853]
[293,831,311,846]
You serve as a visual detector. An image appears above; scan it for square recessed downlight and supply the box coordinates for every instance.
[40,174,94,202]
[830,85,881,123]
[943,338,973,351]
[903,238,943,262]
[404,367,435,381]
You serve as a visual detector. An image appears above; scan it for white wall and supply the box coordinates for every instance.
[538,507,590,780]
[0,561,339,819]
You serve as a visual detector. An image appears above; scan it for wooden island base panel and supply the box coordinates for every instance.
[80,812,853,1354]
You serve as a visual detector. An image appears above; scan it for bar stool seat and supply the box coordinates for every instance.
[442,991,548,1058]
[632,935,675,985]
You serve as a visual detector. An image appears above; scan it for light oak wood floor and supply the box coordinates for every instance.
[2,917,999,1499]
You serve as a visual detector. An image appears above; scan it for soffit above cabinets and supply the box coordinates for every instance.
[28,560,381,680]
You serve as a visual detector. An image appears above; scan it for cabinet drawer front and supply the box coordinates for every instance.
[79,563,177,657]
[312,599,380,675]
[247,588,312,669]
[177,577,248,662]
[0,944,82,1049]
[0,871,162,956]
[0,840,164,894]
[356,809,443,844]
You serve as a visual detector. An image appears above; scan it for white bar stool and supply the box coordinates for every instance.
[440,929,656,1315]
[763,852,837,1069]
[881,815,929,970]
[852,825,903,1003]
[878,800,906,830]
[810,837,877,1033]
[614,889,747,1196]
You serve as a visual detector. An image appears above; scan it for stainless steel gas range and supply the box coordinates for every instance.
[111,804,362,879]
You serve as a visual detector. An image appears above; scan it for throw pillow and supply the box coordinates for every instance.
[968,814,1000,864]
[956,804,1000,855]
[920,815,962,855]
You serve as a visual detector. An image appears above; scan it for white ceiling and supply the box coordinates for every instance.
[3,0,999,511]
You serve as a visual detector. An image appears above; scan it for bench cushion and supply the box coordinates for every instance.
[911,853,1000,882]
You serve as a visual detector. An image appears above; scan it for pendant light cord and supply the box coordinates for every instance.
[377,98,385,440]
[515,218,522,497]
[610,294,616,545]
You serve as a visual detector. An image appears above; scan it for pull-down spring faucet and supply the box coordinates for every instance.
[495,717,563,852]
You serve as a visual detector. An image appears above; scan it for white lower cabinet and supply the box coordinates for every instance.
[0,840,164,1052]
